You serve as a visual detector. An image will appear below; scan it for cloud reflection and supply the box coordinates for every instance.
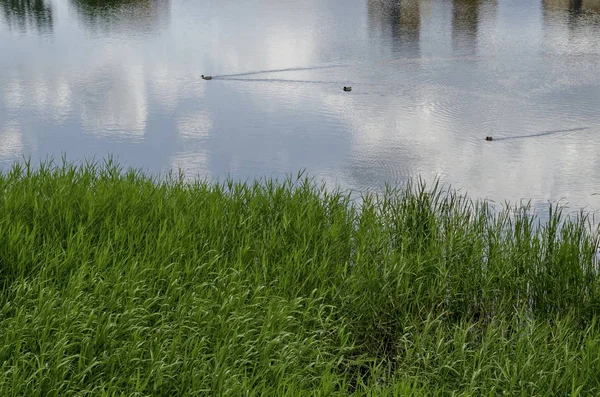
[170,150,211,181]
[0,122,23,158]
[2,71,72,122]
[177,111,212,140]
[2,73,24,110]
[78,62,148,138]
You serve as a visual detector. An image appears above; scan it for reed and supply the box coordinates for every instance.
[0,159,599,396]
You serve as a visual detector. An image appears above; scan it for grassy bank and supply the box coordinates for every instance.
[0,160,599,396]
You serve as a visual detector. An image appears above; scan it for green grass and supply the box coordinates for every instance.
[0,158,599,396]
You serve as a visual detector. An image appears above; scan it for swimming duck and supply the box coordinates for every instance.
[202,75,213,80]
[343,86,352,92]
[485,136,493,141]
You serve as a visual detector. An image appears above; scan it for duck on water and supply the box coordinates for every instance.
[202,75,213,80]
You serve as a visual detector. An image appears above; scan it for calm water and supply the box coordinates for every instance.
[1,0,600,212]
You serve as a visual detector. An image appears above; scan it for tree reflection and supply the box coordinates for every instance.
[541,0,600,12]
[367,0,420,56]
[70,0,170,34]
[452,0,481,54]
[543,0,600,31]
[0,0,53,34]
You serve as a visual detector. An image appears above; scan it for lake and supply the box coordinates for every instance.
[1,0,599,214]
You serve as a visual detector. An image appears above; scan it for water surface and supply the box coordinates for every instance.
[1,0,600,213]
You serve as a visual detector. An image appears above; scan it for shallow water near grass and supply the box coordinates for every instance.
[1,0,600,214]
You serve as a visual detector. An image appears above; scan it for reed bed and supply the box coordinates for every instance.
[0,159,599,396]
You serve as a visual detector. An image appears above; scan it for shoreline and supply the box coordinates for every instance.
[1,159,599,395]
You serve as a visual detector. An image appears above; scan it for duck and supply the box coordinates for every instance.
[201,75,213,80]
[343,86,352,92]
[485,136,493,141]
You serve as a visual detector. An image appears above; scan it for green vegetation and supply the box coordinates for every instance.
[1,159,599,396]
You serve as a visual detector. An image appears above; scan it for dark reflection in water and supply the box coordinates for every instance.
[0,0,53,34]
[544,0,600,12]
[543,0,600,32]
[564,0,600,29]
[568,2,585,30]
[367,0,420,56]
[452,0,481,54]
[71,0,170,34]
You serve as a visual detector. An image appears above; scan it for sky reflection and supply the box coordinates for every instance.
[0,0,599,215]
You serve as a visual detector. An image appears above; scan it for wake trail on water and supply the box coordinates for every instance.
[213,64,349,78]
[212,55,482,79]
[213,77,346,84]
[492,127,589,141]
